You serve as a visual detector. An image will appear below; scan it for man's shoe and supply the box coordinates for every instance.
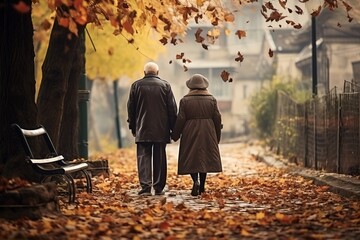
[138,189,151,196]
[155,190,165,196]
[191,182,199,196]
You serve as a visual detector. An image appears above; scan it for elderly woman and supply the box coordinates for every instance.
[171,74,222,196]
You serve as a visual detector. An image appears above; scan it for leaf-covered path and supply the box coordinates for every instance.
[1,142,360,239]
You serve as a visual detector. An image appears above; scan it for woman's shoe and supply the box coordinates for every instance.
[191,182,199,196]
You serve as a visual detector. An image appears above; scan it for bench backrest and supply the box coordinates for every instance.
[12,124,58,159]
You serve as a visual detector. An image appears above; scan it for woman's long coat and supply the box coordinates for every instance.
[172,90,222,175]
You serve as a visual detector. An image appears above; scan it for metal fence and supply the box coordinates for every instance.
[275,83,360,175]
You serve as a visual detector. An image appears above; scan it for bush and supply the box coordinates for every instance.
[249,76,310,140]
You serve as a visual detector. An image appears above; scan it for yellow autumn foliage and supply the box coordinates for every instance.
[85,23,165,80]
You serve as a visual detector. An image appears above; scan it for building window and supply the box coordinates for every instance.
[189,68,232,101]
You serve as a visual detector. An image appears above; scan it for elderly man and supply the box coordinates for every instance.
[127,62,177,196]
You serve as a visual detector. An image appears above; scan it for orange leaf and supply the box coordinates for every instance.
[159,221,170,231]
[241,229,251,236]
[132,225,144,233]
[256,212,266,220]
[13,1,30,13]
[275,212,285,220]
[235,30,246,39]
[69,18,78,36]
[197,0,205,7]
[123,19,134,35]
[310,6,322,17]
[58,18,70,28]
[224,13,235,22]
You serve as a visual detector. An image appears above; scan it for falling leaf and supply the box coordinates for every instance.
[295,5,303,14]
[342,0,352,11]
[264,2,276,10]
[235,30,246,39]
[235,51,244,62]
[159,37,168,45]
[176,53,184,59]
[310,6,322,17]
[268,48,273,57]
[202,44,208,50]
[195,28,205,43]
[278,0,287,9]
[268,11,287,22]
[224,13,235,22]
[221,70,230,82]
[293,23,302,29]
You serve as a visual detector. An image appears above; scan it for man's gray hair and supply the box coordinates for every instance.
[144,62,159,74]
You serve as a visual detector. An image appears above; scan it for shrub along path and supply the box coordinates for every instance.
[1,141,360,239]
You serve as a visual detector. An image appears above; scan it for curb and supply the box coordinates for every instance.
[253,151,360,199]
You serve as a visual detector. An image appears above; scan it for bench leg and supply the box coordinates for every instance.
[81,170,93,193]
[42,174,75,203]
[65,173,76,203]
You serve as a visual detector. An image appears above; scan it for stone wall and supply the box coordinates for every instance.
[0,182,59,220]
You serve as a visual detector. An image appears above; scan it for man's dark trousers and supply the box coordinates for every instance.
[137,142,167,193]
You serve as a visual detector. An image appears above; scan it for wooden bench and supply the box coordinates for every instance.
[12,124,92,203]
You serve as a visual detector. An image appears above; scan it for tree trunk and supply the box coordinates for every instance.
[37,19,84,160]
[0,0,40,180]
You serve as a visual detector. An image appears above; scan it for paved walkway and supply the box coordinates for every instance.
[127,140,360,212]
[126,142,275,211]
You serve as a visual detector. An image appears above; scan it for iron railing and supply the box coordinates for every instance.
[275,84,360,175]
